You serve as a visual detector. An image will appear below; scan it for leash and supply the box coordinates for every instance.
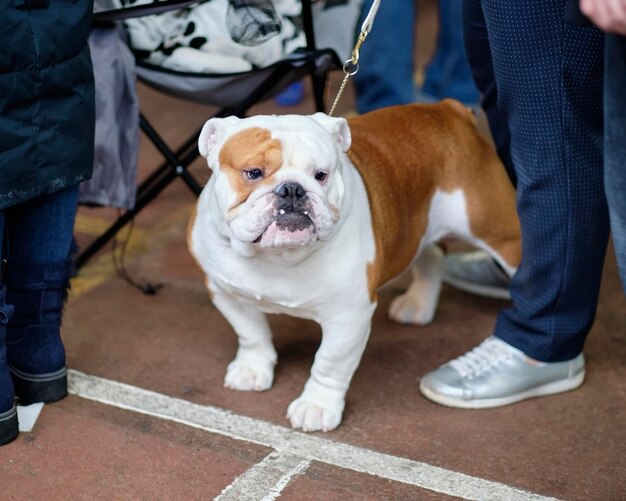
[328,0,382,116]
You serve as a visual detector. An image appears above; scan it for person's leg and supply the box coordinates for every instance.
[462,0,514,182]
[420,3,447,101]
[604,34,626,294]
[421,0,608,407]
[354,0,415,113]
[421,0,480,105]
[4,185,79,404]
[0,212,19,445]
[487,0,608,362]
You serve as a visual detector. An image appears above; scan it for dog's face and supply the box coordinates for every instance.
[199,113,351,253]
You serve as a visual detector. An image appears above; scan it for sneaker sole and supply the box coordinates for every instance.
[0,404,19,446]
[442,275,511,301]
[9,365,68,406]
[419,370,585,409]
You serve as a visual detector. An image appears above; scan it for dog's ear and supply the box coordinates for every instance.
[198,118,221,160]
[311,113,352,152]
[199,117,239,168]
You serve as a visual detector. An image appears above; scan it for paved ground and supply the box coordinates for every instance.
[2,3,625,499]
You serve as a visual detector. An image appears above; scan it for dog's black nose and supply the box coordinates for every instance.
[274,182,306,199]
[274,182,307,211]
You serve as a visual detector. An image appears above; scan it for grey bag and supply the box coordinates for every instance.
[80,24,140,210]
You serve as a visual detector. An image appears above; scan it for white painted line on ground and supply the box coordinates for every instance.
[260,455,311,501]
[215,451,310,501]
[68,370,560,501]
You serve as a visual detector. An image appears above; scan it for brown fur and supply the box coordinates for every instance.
[347,101,520,301]
[218,127,283,211]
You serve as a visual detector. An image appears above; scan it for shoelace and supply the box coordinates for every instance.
[449,337,517,378]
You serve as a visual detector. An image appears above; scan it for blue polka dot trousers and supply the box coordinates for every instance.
[472,0,609,361]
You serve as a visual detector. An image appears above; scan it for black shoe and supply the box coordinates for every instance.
[5,260,70,405]
[0,403,18,446]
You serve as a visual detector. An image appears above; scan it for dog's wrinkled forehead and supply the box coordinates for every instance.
[199,113,351,170]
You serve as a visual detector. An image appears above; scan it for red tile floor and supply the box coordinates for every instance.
[2,3,625,499]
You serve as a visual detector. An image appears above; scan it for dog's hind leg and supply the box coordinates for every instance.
[388,244,445,326]
[212,292,277,392]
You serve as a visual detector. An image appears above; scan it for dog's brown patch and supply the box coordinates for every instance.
[349,106,437,302]
[432,101,520,270]
[448,130,521,269]
[219,127,283,211]
[348,101,520,302]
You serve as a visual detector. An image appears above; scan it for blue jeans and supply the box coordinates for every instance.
[0,185,78,408]
[472,0,608,362]
[354,0,415,113]
[604,34,626,295]
[355,0,478,113]
[421,0,480,105]
[0,186,78,267]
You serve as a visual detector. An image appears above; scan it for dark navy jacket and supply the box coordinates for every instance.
[0,0,95,209]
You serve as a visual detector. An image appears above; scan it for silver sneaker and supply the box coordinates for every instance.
[419,336,586,409]
[443,251,512,300]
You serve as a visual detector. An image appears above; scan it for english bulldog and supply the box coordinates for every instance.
[188,101,520,432]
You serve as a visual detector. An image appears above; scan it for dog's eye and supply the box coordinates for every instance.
[314,171,328,182]
[245,169,263,180]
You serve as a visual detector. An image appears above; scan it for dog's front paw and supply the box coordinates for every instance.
[287,397,343,432]
[224,358,274,391]
[388,292,436,326]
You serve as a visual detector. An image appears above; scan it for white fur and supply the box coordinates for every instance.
[190,114,512,432]
[388,245,444,326]
[387,189,516,327]
[421,189,516,277]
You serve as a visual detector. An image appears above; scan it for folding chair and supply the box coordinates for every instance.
[77,0,346,268]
